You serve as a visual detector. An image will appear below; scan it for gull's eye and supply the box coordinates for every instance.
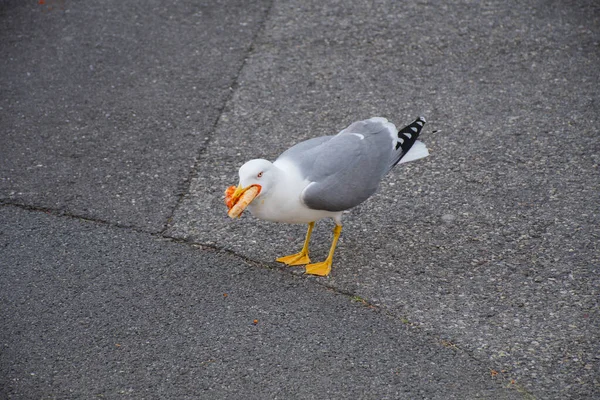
[257,172,263,178]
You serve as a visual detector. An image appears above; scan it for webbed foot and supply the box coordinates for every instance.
[276,252,311,266]
[304,260,332,276]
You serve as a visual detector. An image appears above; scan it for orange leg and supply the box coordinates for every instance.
[305,225,342,276]
[276,222,314,266]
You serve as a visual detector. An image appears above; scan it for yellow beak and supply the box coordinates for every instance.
[230,184,246,206]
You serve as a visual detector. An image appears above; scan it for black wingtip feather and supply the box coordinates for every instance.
[394,117,426,152]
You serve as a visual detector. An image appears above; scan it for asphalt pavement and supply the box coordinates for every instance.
[1,0,598,399]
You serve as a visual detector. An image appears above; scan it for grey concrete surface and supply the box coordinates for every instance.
[1,0,598,399]
[165,0,600,398]
[0,0,270,231]
[0,206,520,399]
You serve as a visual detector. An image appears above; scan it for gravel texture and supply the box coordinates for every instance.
[0,206,519,399]
[0,0,270,231]
[165,1,600,398]
[1,0,598,398]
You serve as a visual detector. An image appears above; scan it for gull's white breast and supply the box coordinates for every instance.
[247,158,340,224]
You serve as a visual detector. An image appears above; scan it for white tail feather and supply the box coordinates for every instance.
[398,140,429,164]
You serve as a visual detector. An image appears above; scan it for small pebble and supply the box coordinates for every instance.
[441,214,456,223]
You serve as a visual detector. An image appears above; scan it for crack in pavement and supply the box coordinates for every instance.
[161,0,276,237]
[1,200,536,399]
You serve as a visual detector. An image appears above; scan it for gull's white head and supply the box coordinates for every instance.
[238,158,276,196]
[225,159,276,218]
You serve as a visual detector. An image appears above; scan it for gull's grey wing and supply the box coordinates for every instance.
[294,120,396,212]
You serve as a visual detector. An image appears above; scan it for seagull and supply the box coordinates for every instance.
[225,116,429,276]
